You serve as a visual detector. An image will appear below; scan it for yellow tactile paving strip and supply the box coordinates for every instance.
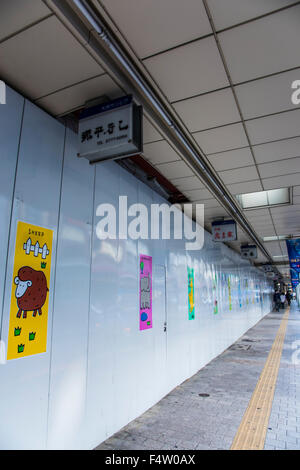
[231,308,290,450]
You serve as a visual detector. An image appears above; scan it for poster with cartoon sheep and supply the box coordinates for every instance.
[7,221,53,360]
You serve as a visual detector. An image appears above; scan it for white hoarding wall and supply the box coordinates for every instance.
[0,86,273,449]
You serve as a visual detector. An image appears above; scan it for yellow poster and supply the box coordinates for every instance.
[7,221,53,360]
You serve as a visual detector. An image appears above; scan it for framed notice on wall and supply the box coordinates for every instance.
[139,255,152,330]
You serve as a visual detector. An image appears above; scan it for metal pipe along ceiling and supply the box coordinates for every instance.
[57,0,273,263]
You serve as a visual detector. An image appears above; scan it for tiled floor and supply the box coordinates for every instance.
[264,305,300,450]
[95,303,300,450]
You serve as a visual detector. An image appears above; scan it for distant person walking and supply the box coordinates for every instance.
[274,291,281,311]
[280,292,286,309]
[286,291,292,306]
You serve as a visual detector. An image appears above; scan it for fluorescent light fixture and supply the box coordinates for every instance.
[263,233,300,242]
[273,255,289,258]
[263,235,290,242]
[236,188,290,210]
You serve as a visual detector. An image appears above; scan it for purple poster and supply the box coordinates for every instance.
[139,254,152,330]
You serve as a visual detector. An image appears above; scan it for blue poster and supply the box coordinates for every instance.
[286,239,300,289]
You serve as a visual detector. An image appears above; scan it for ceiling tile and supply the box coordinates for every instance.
[248,213,273,223]
[155,160,194,179]
[274,211,300,218]
[264,242,281,255]
[244,208,270,219]
[276,228,300,236]
[258,157,300,179]
[170,175,205,191]
[143,37,229,102]
[263,240,280,250]
[255,252,268,263]
[183,188,213,200]
[207,0,297,30]
[0,16,102,100]
[207,147,254,171]
[236,227,252,244]
[261,243,281,256]
[173,88,240,132]
[275,225,300,232]
[143,117,164,144]
[219,5,300,83]
[274,221,300,228]
[143,140,180,165]
[194,123,248,154]
[246,109,300,145]
[219,165,259,185]
[235,69,300,120]
[0,0,51,42]
[293,196,300,205]
[227,179,263,195]
[248,221,274,229]
[100,0,212,58]
[36,74,122,116]
[253,227,275,235]
[271,204,300,216]
[203,206,229,220]
[280,241,289,251]
[250,215,273,224]
[262,173,300,190]
[253,137,300,164]
[201,199,222,209]
[245,214,273,226]
[258,227,277,236]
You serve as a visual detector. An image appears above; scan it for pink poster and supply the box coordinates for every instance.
[139,254,152,330]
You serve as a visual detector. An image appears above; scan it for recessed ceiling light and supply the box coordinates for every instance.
[236,188,291,210]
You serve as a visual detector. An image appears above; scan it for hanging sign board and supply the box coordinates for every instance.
[7,221,53,360]
[262,265,273,272]
[139,255,152,330]
[266,272,276,278]
[78,95,143,163]
[212,219,237,242]
[241,244,257,259]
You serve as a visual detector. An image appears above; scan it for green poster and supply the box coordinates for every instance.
[213,273,218,314]
[228,275,232,311]
[188,267,195,320]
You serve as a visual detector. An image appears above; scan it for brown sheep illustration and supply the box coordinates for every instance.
[14,266,48,319]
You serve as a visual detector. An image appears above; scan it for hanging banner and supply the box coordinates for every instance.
[139,255,152,330]
[286,239,300,289]
[187,267,195,320]
[7,221,53,360]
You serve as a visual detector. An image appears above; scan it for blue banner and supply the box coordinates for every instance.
[286,239,300,289]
